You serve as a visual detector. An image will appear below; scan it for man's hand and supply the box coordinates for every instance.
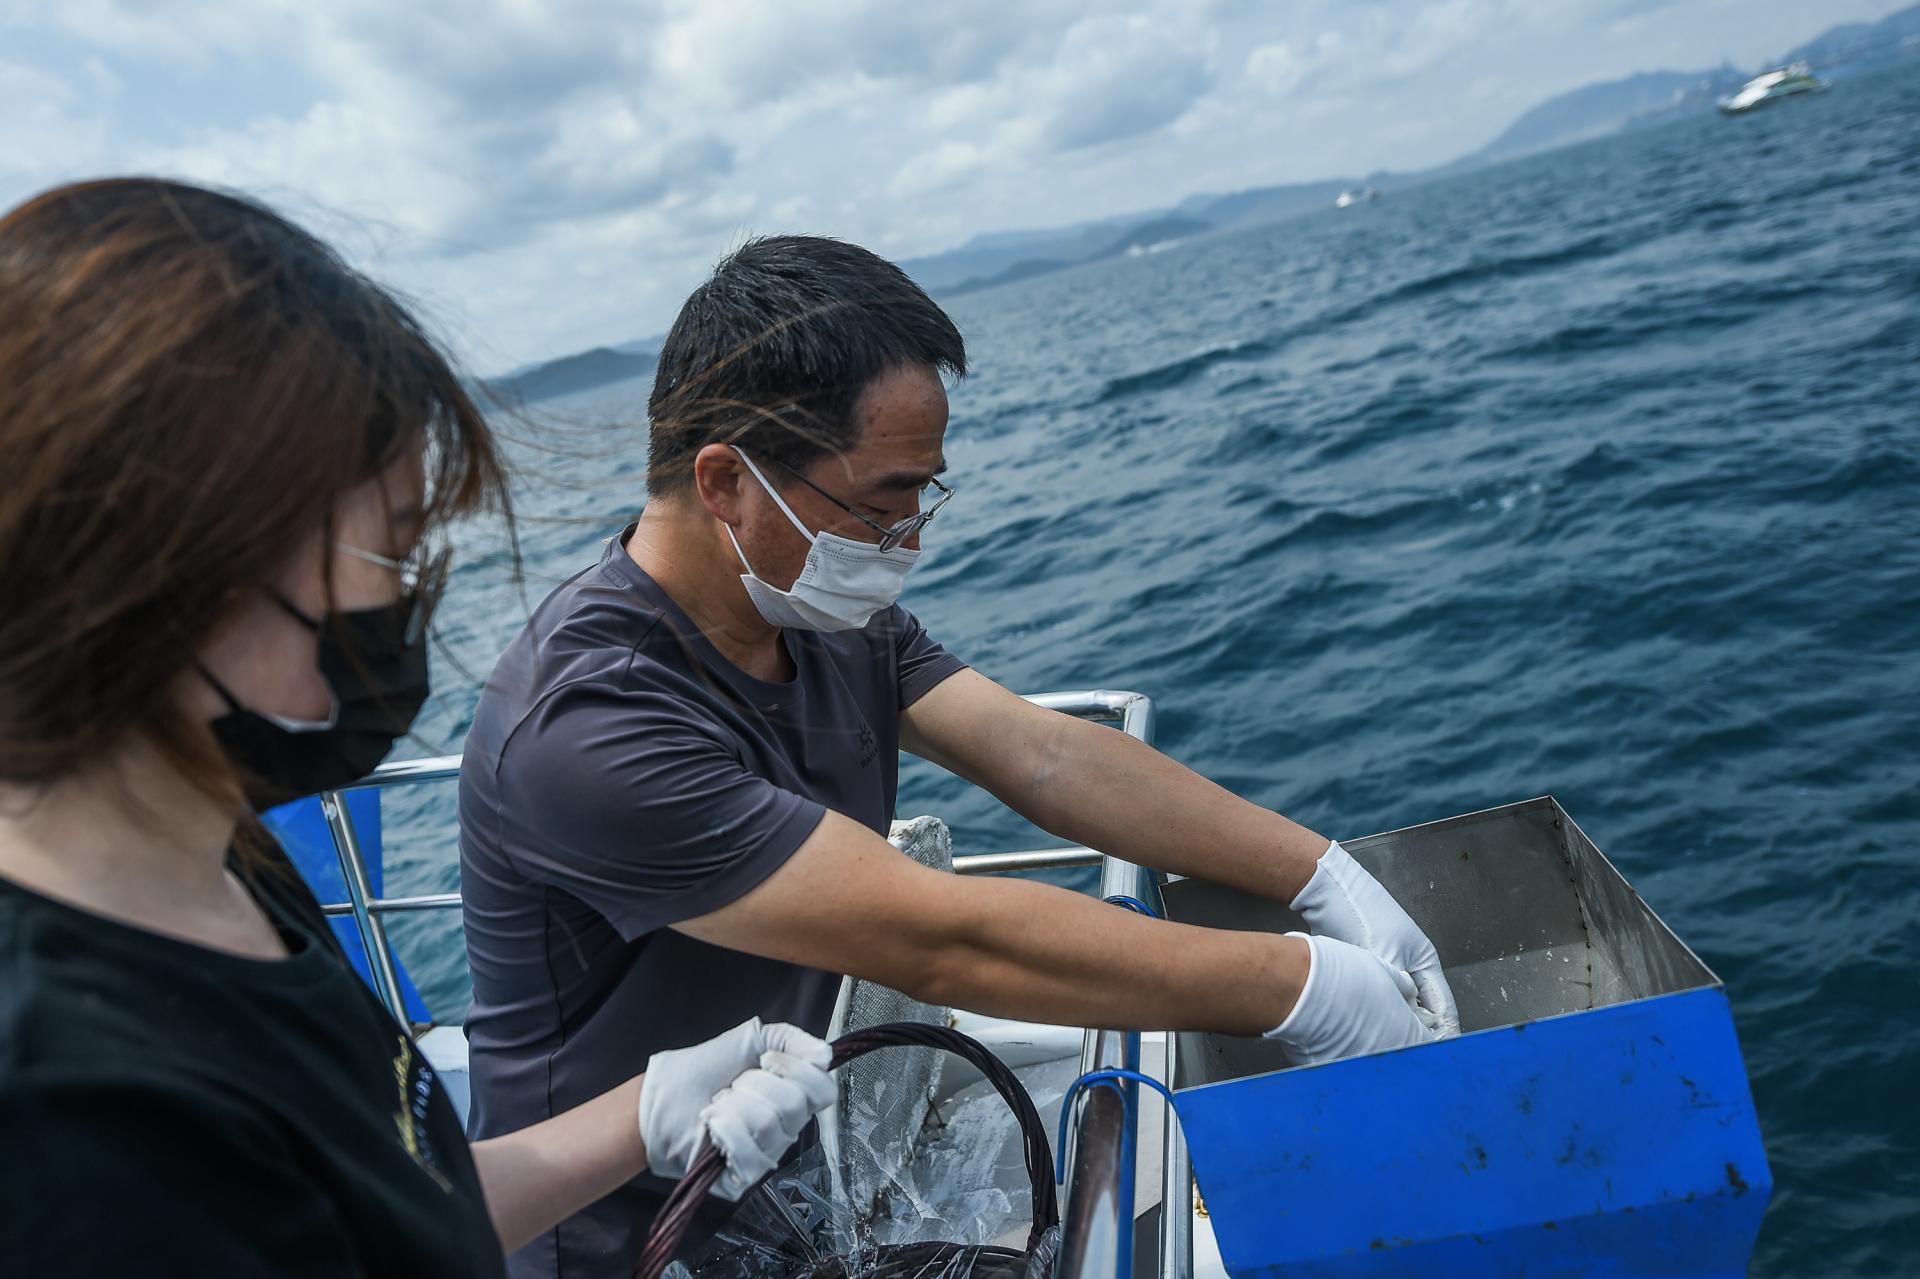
[638,1019,836,1200]
[1265,933,1442,1064]
[1291,841,1460,1037]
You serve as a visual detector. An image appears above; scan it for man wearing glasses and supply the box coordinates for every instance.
[459,236,1457,1278]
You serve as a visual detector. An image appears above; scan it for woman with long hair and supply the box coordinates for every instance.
[0,178,831,1273]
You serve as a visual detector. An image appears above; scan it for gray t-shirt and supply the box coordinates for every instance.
[458,527,965,1278]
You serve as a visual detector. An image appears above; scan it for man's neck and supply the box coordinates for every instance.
[625,502,795,684]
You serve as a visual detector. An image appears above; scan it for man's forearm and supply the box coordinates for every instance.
[919,873,1309,1035]
[1016,712,1329,903]
[678,808,1309,1038]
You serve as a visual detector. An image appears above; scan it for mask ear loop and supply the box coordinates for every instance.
[729,449,821,588]
[190,583,312,715]
[197,587,341,732]
[267,589,322,632]
[192,661,274,817]
[723,523,762,579]
[733,449,818,544]
[194,661,247,715]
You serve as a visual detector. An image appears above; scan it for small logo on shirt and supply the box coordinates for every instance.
[392,1035,453,1194]
[858,720,877,766]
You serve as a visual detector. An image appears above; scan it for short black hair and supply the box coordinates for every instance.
[646,235,966,497]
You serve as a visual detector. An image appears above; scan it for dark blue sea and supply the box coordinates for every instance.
[385,65,1920,1276]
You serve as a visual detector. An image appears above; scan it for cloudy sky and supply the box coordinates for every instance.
[1,0,1903,372]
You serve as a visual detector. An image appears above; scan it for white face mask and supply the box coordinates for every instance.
[726,450,922,632]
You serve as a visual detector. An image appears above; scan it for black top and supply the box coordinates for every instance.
[460,528,965,1278]
[0,847,504,1278]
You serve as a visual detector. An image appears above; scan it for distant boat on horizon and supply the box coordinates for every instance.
[1123,237,1188,258]
[1335,187,1381,209]
[1719,62,1826,114]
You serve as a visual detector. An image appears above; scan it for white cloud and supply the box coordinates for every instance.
[1246,42,1306,97]
[888,141,990,200]
[0,59,109,182]
[0,0,1900,369]
[1032,14,1217,151]
[17,0,292,60]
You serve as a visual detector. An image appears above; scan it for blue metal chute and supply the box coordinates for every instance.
[1162,797,1771,1279]
[262,791,432,1025]
[1176,989,1767,1277]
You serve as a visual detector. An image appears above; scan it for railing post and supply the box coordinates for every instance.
[1060,1019,1141,1279]
[320,788,409,1025]
[1052,691,1164,1279]
[1160,1029,1193,1279]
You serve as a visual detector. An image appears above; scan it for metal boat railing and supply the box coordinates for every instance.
[312,689,1188,1279]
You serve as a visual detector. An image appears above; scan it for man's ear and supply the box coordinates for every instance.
[691,445,748,526]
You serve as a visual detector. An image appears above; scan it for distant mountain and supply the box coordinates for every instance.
[940,215,1214,297]
[1458,3,1920,161]
[1462,69,1743,166]
[898,214,1156,292]
[1104,215,1211,252]
[500,5,1920,396]
[942,256,1077,298]
[486,346,657,405]
[1784,5,1920,75]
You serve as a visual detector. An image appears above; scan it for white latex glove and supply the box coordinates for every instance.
[638,1018,836,1201]
[1265,932,1442,1065]
[1291,840,1461,1037]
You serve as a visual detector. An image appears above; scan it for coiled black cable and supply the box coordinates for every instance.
[635,1022,1059,1279]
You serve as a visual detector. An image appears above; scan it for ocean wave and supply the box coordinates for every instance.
[1088,336,1283,403]
[1301,377,1489,462]
[1333,232,1621,317]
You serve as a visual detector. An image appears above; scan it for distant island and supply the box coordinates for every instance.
[489,3,1920,404]
[941,215,1212,296]
[485,345,658,406]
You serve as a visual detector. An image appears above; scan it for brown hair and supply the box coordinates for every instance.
[0,178,511,807]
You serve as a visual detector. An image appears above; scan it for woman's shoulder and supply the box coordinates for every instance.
[0,877,166,1068]
[0,860,342,1083]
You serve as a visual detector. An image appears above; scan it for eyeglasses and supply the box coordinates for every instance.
[337,541,452,645]
[772,461,956,552]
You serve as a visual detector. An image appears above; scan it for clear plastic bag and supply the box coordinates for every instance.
[674,1055,1075,1279]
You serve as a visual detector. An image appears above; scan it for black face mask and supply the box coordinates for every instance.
[202,593,431,810]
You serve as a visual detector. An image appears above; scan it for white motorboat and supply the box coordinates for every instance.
[1334,188,1380,209]
[1719,62,1826,114]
